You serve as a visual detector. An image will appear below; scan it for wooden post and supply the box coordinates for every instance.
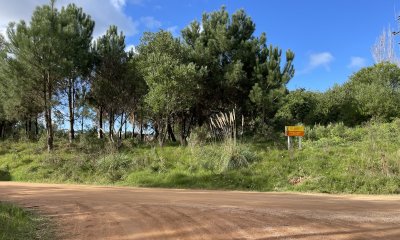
[288,136,294,159]
[298,136,302,150]
[287,136,291,151]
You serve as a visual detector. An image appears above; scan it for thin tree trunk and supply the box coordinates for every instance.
[28,119,32,139]
[167,120,176,142]
[124,119,127,139]
[154,120,159,141]
[119,112,124,140]
[25,120,28,137]
[109,110,114,139]
[68,78,75,143]
[81,111,84,133]
[140,121,143,142]
[35,117,39,138]
[131,123,135,139]
[130,112,135,139]
[140,110,144,142]
[98,107,103,139]
[0,121,4,139]
[179,114,187,146]
[45,73,54,151]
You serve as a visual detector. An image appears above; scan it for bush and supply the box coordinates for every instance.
[0,165,11,181]
[188,125,209,147]
[191,141,259,173]
[96,154,132,182]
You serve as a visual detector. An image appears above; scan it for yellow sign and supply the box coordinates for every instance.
[285,126,305,137]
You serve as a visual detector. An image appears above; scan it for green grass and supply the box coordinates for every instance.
[1,120,400,194]
[0,202,54,240]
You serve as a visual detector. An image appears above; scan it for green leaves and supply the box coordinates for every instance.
[138,31,204,115]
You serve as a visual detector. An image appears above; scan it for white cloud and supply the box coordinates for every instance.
[299,52,334,74]
[348,56,366,69]
[166,25,179,36]
[125,44,137,53]
[140,16,162,29]
[0,0,140,39]
[110,0,126,11]
[309,52,334,70]
[129,0,145,5]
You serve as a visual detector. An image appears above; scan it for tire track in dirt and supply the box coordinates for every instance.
[1,182,400,240]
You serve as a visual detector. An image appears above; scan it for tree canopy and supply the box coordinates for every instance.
[2,1,400,147]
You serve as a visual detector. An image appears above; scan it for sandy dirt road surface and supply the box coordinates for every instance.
[1,182,400,240]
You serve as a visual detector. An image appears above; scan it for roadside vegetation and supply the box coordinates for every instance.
[1,119,400,194]
[1,1,400,196]
[0,202,54,240]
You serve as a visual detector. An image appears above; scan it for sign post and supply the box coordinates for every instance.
[285,126,305,155]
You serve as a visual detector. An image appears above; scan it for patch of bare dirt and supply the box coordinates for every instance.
[1,182,400,239]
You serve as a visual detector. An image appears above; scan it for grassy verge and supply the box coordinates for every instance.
[1,120,400,194]
[0,202,54,240]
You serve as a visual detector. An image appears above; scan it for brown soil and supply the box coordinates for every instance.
[1,182,400,239]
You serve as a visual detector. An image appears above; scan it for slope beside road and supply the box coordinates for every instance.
[0,182,399,240]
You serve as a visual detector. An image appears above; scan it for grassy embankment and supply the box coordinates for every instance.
[1,120,400,194]
[0,202,53,240]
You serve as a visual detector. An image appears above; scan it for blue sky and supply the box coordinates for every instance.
[123,0,400,92]
[1,0,399,92]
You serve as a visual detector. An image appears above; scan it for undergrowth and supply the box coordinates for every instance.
[1,120,400,194]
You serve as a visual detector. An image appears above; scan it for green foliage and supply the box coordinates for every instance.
[91,25,128,113]
[182,7,295,127]
[305,63,400,126]
[0,165,11,181]
[3,120,400,194]
[138,31,203,114]
[190,141,259,173]
[275,89,319,126]
[347,62,400,121]
[96,154,132,182]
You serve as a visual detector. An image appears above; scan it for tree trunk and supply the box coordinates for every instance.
[131,123,135,139]
[130,112,135,139]
[43,72,54,152]
[25,120,28,137]
[98,107,103,139]
[167,121,176,142]
[159,119,168,147]
[179,114,187,146]
[68,78,75,143]
[28,119,32,139]
[0,121,4,139]
[124,119,127,139]
[109,110,114,139]
[44,74,54,151]
[154,121,159,140]
[35,117,39,138]
[119,112,124,140]
[81,111,84,133]
[140,121,144,142]
[140,110,144,142]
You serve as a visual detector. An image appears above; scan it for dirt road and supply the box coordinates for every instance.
[1,182,400,240]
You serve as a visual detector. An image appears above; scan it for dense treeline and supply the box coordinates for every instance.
[277,63,400,126]
[0,1,399,151]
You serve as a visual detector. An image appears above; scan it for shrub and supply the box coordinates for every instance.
[191,141,259,173]
[0,165,11,181]
[96,154,132,182]
[188,125,209,147]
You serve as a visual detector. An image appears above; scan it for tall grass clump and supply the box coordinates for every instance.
[190,110,259,172]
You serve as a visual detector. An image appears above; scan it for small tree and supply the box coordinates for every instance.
[138,31,205,146]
